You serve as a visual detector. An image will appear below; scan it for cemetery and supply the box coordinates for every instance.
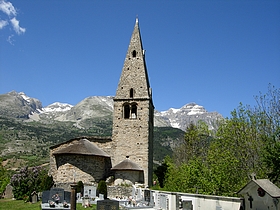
[36,177,280,210]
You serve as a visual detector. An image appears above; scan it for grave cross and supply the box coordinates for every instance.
[248,196,253,208]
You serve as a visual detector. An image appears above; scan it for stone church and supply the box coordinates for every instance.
[49,18,154,190]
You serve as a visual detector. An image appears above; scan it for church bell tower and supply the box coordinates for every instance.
[112,18,154,187]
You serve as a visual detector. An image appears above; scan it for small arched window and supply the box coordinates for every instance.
[132,50,137,57]
[130,88,134,98]
[124,104,130,119]
[131,104,137,119]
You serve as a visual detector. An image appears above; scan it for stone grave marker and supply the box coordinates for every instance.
[159,194,167,210]
[182,200,193,210]
[64,191,71,203]
[84,185,96,198]
[31,191,38,203]
[41,191,50,203]
[99,193,104,200]
[135,188,142,201]
[3,184,13,199]
[97,200,119,210]
[49,188,64,203]
[144,190,150,202]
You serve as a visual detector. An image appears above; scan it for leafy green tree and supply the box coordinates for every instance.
[77,181,84,194]
[205,104,267,196]
[207,135,244,196]
[10,166,53,201]
[173,121,211,166]
[263,131,280,184]
[97,180,107,199]
[158,84,279,197]
[154,158,169,188]
[254,84,280,136]
[255,85,280,184]
[164,156,210,194]
[40,173,54,191]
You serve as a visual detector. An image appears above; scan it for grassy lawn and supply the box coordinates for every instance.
[0,199,97,210]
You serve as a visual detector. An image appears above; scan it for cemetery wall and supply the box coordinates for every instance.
[114,170,144,185]
[108,186,133,199]
[150,190,243,210]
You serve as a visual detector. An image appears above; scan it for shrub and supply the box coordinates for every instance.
[10,166,53,201]
[97,180,107,199]
[77,181,84,194]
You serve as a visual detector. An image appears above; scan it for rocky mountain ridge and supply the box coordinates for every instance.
[0,91,223,131]
[0,91,222,165]
[155,103,222,131]
[0,91,43,119]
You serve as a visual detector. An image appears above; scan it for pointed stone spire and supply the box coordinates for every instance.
[112,19,154,187]
[115,18,152,101]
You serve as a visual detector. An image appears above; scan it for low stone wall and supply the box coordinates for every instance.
[108,185,133,199]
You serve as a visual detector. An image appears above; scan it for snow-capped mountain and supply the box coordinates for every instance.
[54,96,113,122]
[0,91,43,119]
[0,91,223,131]
[30,96,114,128]
[42,102,73,113]
[155,103,223,131]
[29,102,74,121]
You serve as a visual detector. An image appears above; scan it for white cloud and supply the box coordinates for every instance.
[7,34,14,45]
[0,0,26,44]
[0,0,16,16]
[10,17,25,34]
[0,19,8,29]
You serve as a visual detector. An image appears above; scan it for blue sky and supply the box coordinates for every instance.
[0,0,279,118]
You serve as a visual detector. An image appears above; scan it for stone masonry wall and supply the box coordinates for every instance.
[112,99,153,186]
[49,139,113,189]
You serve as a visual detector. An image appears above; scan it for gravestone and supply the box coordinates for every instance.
[135,188,142,201]
[31,191,38,203]
[3,184,13,199]
[159,194,167,210]
[97,200,119,210]
[49,188,64,203]
[41,191,50,203]
[64,191,71,203]
[41,188,71,210]
[144,190,150,202]
[182,201,193,210]
[99,194,104,200]
[84,185,96,198]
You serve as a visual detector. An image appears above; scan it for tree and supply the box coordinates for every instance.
[157,84,279,196]
[163,156,210,194]
[97,180,107,199]
[173,121,211,166]
[263,130,280,184]
[10,166,53,201]
[154,157,169,188]
[254,84,280,136]
[255,85,280,184]
[205,104,267,196]
[77,181,84,194]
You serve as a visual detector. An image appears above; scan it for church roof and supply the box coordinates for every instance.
[53,138,110,157]
[111,157,143,171]
[238,179,280,198]
[50,136,112,150]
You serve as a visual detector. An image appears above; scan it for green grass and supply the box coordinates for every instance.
[19,155,38,161]
[0,199,40,210]
[0,199,97,210]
